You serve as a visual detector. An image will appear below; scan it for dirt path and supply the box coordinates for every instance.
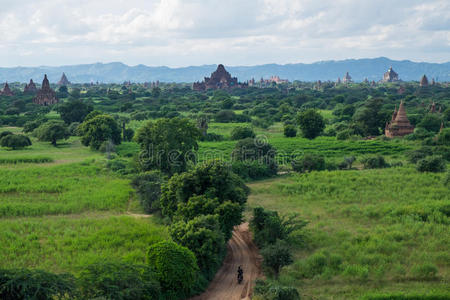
[190,223,262,300]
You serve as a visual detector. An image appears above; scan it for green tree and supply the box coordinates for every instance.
[147,241,198,298]
[161,160,249,219]
[131,171,166,213]
[261,240,293,277]
[297,109,325,139]
[416,155,446,173]
[57,99,93,124]
[352,98,385,136]
[0,134,32,150]
[283,124,297,137]
[78,114,121,150]
[135,118,200,174]
[35,120,69,146]
[417,114,443,133]
[170,215,226,279]
[230,126,255,140]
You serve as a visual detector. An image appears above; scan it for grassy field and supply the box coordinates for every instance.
[0,127,167,274]
[247,167,449,299]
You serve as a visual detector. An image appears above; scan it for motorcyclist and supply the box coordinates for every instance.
[237,266,243,283]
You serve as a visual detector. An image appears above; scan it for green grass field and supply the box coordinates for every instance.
[0,128,167,275]
[247,167,449,299]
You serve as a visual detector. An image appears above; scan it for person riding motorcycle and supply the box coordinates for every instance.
[237,266,243,284]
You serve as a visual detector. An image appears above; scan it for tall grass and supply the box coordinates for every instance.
[248,167,449,298]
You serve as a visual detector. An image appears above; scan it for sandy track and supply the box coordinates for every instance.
[190,223,262,300]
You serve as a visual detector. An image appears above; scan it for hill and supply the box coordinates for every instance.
[0,57,449,83]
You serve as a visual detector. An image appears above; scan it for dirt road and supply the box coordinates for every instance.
[190,223,262,300]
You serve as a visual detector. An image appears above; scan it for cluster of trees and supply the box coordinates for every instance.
[250,207,307,300]
[0,131,31,150]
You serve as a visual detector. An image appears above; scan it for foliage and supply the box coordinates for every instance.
[416,155,446,173]
[261,240,293,277]
[0,134,31,150]
[283,124,297,137]
[78,262,160,300]
[230,125,255,140]
[232,137,278,175]
[57,99,93,124]
[297,109,325,139]
[0,268,77,300]
[361,155,390,169]
[417,114,442,133]
[147,240,198,299]
[436,128,450,146]
[352,98,386,136]
[232,160,277,180]
[160,160,249,218]
[135,117,200,174]
[253,279,300,300]
[131,171,166,213]
[78,114,121,150]
[35,120,69,146]
[291,154,326,173]
[123,128,135,142]
[169,214,225,280]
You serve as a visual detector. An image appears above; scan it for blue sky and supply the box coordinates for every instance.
[0,0,449,67]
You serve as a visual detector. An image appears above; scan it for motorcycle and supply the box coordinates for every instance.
[237,272,243,284]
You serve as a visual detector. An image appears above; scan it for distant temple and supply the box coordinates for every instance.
[429,101,442,114]
[57,73,71,85]
[420,75,429,87]
[24,79,38,94]
[342,72,352,84]
[193,64,247,91]
[1,82,14,96]
[33,75,59,105]
[385,101,414,137]
[383,67,399,82]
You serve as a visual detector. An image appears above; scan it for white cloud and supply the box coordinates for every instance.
[0,0,448,67]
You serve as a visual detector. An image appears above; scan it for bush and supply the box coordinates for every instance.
[297,109,325,139]
[214,110,236,123]
[283,125,297,137]
[199,132,224,142]
[411,263,438,280]
[362,294,449,300]
[131,171,166,213]
[230,126,255,140]
[416,155,446,173]
[232,160,276,180]
[291,154,325,173]
[0,268,77,300]
[253,279,300,300]
[0,134,32,150]
[147,241,199,299]
[361,155,389,169]
[68,122,80,136]
[261,240,293,277]
[232,137,278,175]
[78,262,160,300]
[123,128,135,142]
[0,131,13,139]
[436,128,450,146]
[407,147,433,163]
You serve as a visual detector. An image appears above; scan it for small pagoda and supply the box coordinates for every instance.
[24,79,38,94]
[33,75,59,105]
[420,75,429,87]
[342,72,352,84]
[57,73,71,85]
[383,67,399,82]
[385,101,414,137]
[1,82,14,96]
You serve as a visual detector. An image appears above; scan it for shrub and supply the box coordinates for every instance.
[147,241,198,299]
[123,128,135,142]
[0,268,77,300]
[297,109,325,139]
[0,134,32,150]
[253,279,300,300]
[436,128,450,146]
[232,160,276,180]
[416,155,446,173]
[131,171,166,213]
[232,137,278,175]
[361,155,389,169]
[411,263,438,280]
[283,125,297,137]
[68,122,80,136]
[291,154,325,173]
[200,132,224,142]
[78,262,160,300]
[214,110,236,123]
[0,131,13,139]
[336,129,352,140]
[407,147,433,163]
[230,126,255,140]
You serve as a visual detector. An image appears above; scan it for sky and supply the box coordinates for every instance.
[0,0,449,67]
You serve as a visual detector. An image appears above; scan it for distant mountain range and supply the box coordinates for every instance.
[0,57,449,84]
